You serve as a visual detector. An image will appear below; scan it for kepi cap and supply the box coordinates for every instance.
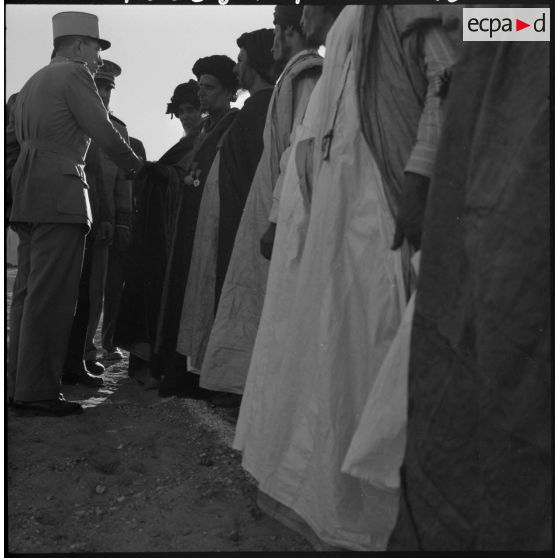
[94,60,122,88]
[53,11,111,50]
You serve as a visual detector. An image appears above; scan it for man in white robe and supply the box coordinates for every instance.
[199,6,323,398]
[233,5,457,550]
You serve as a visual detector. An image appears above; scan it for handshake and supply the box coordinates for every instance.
[135,161,169,182]
[125,161,169,182]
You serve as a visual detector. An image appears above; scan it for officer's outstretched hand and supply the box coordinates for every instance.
[260,222,277,261]
[391,172,430,252]
[135,161,149,180]
[146,162,169,182]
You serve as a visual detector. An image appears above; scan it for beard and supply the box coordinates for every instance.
[304,32,323,49]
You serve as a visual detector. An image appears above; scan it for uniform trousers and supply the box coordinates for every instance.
[84,241,109,360]
[101,245,125,352]
[64,231,96,372]
[8,223,85,402]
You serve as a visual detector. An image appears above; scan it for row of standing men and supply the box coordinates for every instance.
[6,5,551,552]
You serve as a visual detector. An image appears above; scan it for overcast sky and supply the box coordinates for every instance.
[5,4,276,159]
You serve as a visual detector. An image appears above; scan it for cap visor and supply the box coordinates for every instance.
[97,38,111,50]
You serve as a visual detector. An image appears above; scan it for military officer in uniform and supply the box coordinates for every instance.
[62,59,134,386]
[96,62,135,365]
[85,60,136,368]
[6,11,144,416]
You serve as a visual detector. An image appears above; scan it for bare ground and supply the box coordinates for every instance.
[6,267,313,553]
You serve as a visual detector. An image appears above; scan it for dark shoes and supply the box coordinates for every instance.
[85,360,105,376]
[103,348,124,361]
[158,372,212,400]
[62,368,104,387]
[13,395,83,416]
[134,369,161,391]
[209,392,242,408]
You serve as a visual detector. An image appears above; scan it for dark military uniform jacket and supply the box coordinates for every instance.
[86,114,133,231]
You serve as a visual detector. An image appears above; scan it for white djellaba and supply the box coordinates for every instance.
[342,254,420,491]
[233,5,407,551]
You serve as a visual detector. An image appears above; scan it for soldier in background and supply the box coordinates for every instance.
[83,61,135,367]
[62,59,134,386]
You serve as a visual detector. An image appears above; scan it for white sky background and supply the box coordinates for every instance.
[5,4,276,160]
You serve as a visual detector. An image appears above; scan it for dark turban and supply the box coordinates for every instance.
[273,5,304,33]
[192,55,238,93]
[236,28,275,82]
[166,79,200,117]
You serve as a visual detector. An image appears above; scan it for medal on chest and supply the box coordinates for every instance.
[193,168,202,187]
[184,164,202,187]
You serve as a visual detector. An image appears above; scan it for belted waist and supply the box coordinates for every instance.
[20,139,84,163]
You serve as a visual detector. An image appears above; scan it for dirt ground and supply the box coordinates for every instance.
[6,268,313,552]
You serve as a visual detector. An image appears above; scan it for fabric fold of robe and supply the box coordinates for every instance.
[114,128,201,360]
[151,109,238,379]
[233,7,406,550]
[389,41,551,551]
[355,5,461,297]
[175,152,221,369]
[176,89,273,369]
[342,253,420,492]
[216,88,274,302]
[232,74,326,525]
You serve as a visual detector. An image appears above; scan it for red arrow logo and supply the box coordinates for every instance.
[516,18,530,31]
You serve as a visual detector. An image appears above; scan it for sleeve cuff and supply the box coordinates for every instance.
[404,143,438,179]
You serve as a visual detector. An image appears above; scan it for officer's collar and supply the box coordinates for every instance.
[50,55,86,66]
